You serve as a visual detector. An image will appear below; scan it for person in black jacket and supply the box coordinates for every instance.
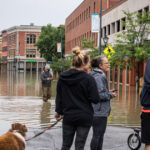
[141,58,150,150]
[55,46,100,150]
[41,65,53,102]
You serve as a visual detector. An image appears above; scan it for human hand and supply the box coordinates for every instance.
[47,77,53,80]
[109,89,117,92]
[55,113,63,121]
[112,91,118,97]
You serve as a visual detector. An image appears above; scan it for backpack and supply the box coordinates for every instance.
[140,82,150,106]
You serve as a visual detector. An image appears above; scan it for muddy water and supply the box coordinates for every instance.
[0,71,142,134]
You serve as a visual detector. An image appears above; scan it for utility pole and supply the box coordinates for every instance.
[99,0,102,55]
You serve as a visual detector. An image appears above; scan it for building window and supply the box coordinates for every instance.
[89,6,91,17]
[111,22,115,34]
[94,2,96,13]
[108,25,110,35]
[117,20,120,32]
[121,17,126,30]
[104,26,107,36]
[9,49,15,57]
[2,46,8,52]
[26,34,36,44]
[144,6,149,12]
[80,14,81,24]
[9,34,16,45]
[86,8,88,19]
[2,36,7,42]
[26,49,36,57]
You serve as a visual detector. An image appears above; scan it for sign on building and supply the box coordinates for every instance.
[103,45,116,58]
[91,14,100,33]
[57,43,61,52]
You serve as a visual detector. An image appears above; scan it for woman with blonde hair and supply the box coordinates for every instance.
[55,46,100,150]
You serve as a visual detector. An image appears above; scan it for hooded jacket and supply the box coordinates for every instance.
[55,69,100,127]
[41,70,52,87]
[141,58,150,110]
[90,68,114,117]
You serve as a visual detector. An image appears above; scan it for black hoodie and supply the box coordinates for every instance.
[141,58,150,110]
[55,69,100,127]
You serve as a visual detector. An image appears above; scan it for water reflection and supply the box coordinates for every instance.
[0,71,142,128]
[108,83,141,126]
[40,102,51,127]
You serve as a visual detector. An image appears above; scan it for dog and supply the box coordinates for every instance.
[0,123,28,150]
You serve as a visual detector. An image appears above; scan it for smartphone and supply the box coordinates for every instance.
[112,89,118,92]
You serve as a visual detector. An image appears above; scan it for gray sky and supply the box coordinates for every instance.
[0,0,84,31]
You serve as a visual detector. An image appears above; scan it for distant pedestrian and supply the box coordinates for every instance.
[90,56,117,150]
[140,58,150,150]
[55,46,100,150]
[41,65,53,102]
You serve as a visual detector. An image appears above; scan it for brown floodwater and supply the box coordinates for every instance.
[0,71,142,134]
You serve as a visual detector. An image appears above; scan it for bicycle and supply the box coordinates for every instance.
[127,128,141,150]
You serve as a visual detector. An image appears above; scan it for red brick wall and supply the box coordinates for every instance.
[2,31,8,58]
[65,0,108,54]
[19,32,25,56]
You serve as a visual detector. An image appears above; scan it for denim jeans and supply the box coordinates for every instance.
[61,123,90,150]
[90,117,107,150]
[42,87,51,101]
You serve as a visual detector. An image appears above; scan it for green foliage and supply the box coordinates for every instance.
[50,56,72,73]
[35,24,65,62]
[81,38,100,59]
[110,10,150,69]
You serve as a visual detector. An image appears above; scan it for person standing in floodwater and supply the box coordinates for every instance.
[55,46,100,150]
[41,65,53,102]
[140,58,150,150]
[90,56,117,150]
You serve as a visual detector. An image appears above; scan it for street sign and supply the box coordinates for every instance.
[57,43,61,52]
[103,45,115,58]
[91,14,100,33]
[26,59,37,62]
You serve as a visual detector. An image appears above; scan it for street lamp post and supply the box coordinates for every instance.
[99,0,102,55]
[103,35,109,47]
[58,25,63,59]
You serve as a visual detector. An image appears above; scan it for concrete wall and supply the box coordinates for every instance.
[102,0,150,45]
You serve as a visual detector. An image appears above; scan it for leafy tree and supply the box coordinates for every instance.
[81,38,100,59]
[50,56,72,74]
[110,10,150,69]
[109,10,150,91]
[35,24,65,61]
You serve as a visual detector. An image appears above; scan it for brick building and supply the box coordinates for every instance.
[2,24,46,71]
[65,0,150,86]
[65,0,120,54]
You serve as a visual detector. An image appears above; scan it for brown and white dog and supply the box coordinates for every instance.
[0,123,28,150]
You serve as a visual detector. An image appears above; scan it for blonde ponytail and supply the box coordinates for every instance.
[72,46,89,68]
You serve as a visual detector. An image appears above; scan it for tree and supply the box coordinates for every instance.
[50,56,72,75]
[109,10,150,91]
[110,10,150,69]
[35,24,65,61]
[81,38,100,59]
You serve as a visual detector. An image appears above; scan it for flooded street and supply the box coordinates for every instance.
[0,71,142,134]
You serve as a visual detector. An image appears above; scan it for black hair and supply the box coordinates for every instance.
[91,56,106,68]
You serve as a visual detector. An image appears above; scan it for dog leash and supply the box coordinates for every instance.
[26,118,62,141]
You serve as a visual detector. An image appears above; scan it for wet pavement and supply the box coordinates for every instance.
[26,126,145,150]
[0,71,144,149]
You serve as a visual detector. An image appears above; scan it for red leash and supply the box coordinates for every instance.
[26,118,62,141]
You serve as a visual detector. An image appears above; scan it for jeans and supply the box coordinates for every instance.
[61,123,90,150]
[42,87,51,101]
[90,117,107,150]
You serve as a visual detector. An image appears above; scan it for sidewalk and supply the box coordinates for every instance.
[26,126,145,150]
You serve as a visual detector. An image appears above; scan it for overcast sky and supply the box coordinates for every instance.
[0,0,84,31]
